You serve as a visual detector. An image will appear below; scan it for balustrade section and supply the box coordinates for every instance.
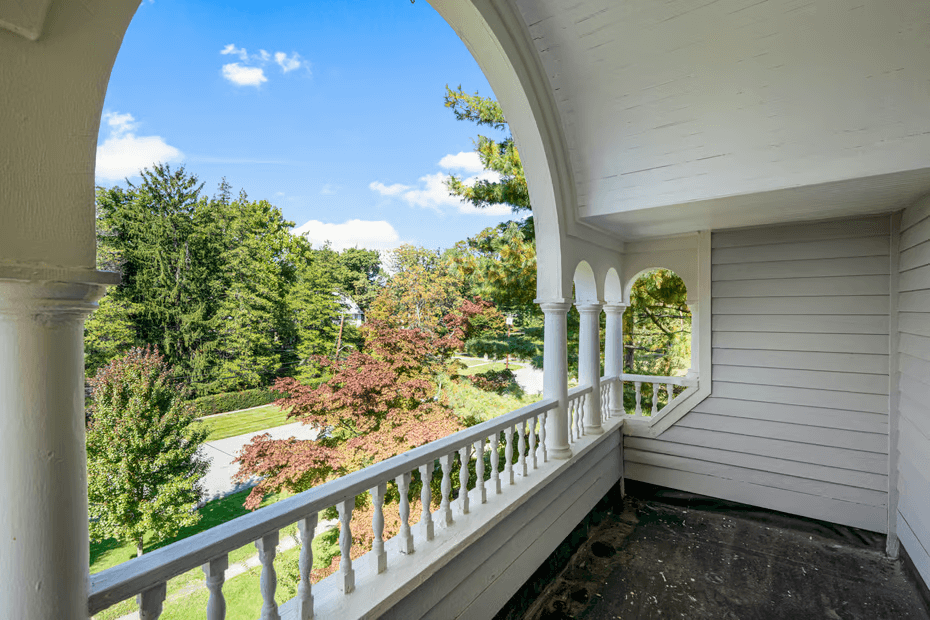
[618,373,698,420]
[88,397,559,620]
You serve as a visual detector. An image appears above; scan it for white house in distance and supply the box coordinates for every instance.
[1,1,929,618]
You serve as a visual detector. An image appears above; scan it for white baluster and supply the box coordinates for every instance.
[370,482,387,572]
[489,433,501,494]
[666,382,674,409]
[137,582,167,620]
[504,426,515,485]
[577,395,586,438]
[458,444,471,515]
[336,500,355,594]
[296,514,318,620]
[396,472,414,554]
[634,382,643,416]
[203,555,228,620]
[256,532,281,619]
[517,420,527,477]
[474,438,486,504]
[529,415,538,470]
[419,462,434,541]
[439,453,454,527]
[651,383,659,416]
[540,411,548,463]
[567,400,575,443]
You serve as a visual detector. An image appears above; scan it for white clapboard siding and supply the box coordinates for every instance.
[689,396,887,434]
[714,296,889,316]
[627,216,892,533]
[713,314,889,335]
[713,236,890,265]
[895,200,930,588]
[712,348,889,375]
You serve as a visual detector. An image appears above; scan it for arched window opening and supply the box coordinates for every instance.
[623,268,691,416]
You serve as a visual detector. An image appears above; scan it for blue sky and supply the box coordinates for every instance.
[97,0,516,250]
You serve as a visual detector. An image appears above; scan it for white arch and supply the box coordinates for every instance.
[572,260,598,303]
[604,267,623,303]
[623,267,689,305]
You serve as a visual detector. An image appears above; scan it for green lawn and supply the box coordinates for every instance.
[455,357,523,374]
[199,404,292,441]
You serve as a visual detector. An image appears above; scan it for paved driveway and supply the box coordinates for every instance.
[199,422,320,501]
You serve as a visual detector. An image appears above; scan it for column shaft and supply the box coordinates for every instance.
[604,304,628,417]
[577,302,604,434]
[539,301,572,460]
[0,280,105,620]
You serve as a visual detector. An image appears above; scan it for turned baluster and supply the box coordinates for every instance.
[634,381,643,416]
[576,395,585,438]
[203,555,228,620]
[666,382,674,409]
[336,500,355,594]
[474,438,486,504]
[396,472,414,554]
[370,482,387,572]
[540,411,548,463]
[439,453,454,527]
[296,513,318,620]
[255,532,281,619]
[517,420,527,477]
[651,383,659,416]
[489,432,501,494]
[137,582,167,620]
[419,462,434,541]
[529,415,538,470]
[567,401,575,443]
[504,426,515,485]
[458,444,471,515]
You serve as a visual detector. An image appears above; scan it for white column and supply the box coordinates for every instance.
[538,301,572,460]
[0,278,107,620]
[576,301,604,435]
[603,303,628,417]
[686,301,699,378]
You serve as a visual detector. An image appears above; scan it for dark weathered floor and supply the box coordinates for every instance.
[496,482,930,620]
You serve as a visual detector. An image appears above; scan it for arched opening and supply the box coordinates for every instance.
[622,268,692,416]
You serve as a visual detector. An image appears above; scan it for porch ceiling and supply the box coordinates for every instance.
[514,0,930,238]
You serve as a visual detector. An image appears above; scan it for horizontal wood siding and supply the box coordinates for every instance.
[626,215,891,533]
[896,200,930,587]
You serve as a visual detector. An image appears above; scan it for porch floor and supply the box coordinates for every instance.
[497,481,930,620]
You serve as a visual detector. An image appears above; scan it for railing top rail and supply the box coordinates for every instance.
[621,373,696,387]
[89,395,558,614]
[567,384,593,398]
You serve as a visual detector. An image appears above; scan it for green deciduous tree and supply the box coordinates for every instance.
[86,347,209,558]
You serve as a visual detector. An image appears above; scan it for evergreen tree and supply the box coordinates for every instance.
[86,347,208,558]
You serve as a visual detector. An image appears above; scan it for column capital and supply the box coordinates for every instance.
[0,279,110,320]
[603,302,628,314]
[574,300,604,314]
[536,299,574,314]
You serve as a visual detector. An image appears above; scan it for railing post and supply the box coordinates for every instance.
[604,302,628,416]
[577,301,604,434]
[538,300,573,459]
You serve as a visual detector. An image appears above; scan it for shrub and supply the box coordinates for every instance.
[188,387,284,417]
[469,368,519,395]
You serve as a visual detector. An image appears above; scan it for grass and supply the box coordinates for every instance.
[446,378,542,425]
[199,403,292,441]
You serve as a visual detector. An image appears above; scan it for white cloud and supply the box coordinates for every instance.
[258,49,271,63]
[439,151,485,174]
[222,63,267,87]
[220,44,249,62]
[274,51,303,73]
[96,112,183,181]
[369,181,411,196]
[320,184,337,195]
[292,219,401,251]
[376,171,509,215]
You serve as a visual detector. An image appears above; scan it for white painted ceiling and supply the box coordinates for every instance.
[514,0,930,239]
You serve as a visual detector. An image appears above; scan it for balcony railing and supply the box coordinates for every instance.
[88,373,687,619]
[619,373,698,421]
[89,396,562,619]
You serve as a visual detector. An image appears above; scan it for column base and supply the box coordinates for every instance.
[583,425,605,435]
[548,445,573,460]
